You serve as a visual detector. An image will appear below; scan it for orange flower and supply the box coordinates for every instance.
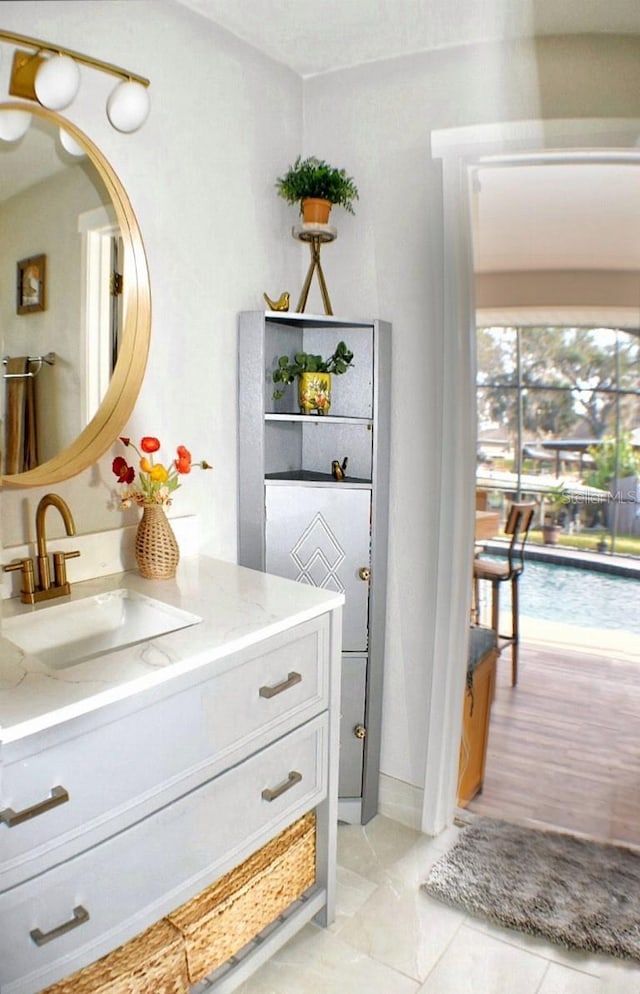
[175,445,192,474]
[141,436,161,453]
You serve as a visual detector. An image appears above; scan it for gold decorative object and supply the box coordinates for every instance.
[135,505,180,579]
[263,291,290,311]
[331,457,348,481]
[292,223,337,315]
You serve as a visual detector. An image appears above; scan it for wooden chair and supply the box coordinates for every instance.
[472,501,535,687]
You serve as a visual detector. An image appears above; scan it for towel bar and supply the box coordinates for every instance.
[3,352,55,379]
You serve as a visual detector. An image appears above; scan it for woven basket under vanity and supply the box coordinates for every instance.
[167,811,317,984]
[40,919,189,994]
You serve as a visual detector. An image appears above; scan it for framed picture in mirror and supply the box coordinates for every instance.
[17,253,46,314]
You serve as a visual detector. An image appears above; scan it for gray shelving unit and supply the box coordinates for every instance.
[237,310,391,824]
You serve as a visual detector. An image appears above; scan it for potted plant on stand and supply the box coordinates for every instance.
[542,482,570,545]
[272,341,354,415]
[276,156,359,224]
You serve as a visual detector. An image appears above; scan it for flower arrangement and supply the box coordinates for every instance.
[113,435,212,508]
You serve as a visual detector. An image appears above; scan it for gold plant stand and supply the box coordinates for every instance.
[292,223,337,315]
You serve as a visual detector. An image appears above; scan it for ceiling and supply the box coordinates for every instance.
[174,0,640,77]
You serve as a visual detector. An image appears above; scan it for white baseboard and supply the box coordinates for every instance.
[378,772,424,831]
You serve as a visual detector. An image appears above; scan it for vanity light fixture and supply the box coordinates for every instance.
[0,28,150,134]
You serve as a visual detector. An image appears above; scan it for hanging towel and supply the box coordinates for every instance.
[4,357,38,474]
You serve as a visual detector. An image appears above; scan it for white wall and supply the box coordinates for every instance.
[1,2,639,825]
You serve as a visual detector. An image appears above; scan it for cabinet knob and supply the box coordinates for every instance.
[354,724,367,740]
[358,566,371,582]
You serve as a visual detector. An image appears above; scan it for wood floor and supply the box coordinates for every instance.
[467,639,640,849]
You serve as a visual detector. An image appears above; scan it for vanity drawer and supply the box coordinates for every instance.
[0,615,329,889]
[0,713,327,994]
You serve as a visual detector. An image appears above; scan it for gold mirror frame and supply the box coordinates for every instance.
[2,102,151,488]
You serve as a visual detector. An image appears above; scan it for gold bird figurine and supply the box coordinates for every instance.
[263,291,290,312]
[331,457,348,481]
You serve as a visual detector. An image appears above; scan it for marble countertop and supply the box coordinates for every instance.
[0,556,344,744]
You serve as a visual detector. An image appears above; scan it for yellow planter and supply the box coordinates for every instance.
[298,371,331,415]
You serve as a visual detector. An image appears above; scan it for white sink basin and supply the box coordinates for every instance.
[3,588,202,671]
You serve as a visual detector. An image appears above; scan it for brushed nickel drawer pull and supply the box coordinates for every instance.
[30,905,90,947]
[261,770,302,802]
[259,670,302,699]
[1,785,69,827]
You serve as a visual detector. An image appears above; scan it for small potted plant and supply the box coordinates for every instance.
[272,341,354,415]
[542,482,569,545]
[276,156,359,224]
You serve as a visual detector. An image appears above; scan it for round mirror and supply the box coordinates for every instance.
[0,102,150,487]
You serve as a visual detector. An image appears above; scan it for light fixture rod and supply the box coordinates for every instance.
[0,28,149,87]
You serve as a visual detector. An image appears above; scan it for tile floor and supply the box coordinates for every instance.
[199,815,640,994]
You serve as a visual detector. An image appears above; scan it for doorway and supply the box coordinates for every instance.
[424,118,640,837]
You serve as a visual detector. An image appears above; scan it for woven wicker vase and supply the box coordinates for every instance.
[135,504,179,579]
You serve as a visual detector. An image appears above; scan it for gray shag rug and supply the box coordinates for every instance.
[422,817,640,961]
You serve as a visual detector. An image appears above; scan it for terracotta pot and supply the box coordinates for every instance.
[542,523,561,545]
[135,504,180,579]
[298,371,331,415]
[302,198,332,225]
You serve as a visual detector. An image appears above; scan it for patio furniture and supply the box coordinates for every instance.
[472,501,535,687]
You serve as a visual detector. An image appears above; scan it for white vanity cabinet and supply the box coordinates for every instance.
[0,558,343,994]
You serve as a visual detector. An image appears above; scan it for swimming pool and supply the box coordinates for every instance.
[516,560,640,636]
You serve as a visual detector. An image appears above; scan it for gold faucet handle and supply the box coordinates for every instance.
[53,550,81,587]
[4,558,36,600]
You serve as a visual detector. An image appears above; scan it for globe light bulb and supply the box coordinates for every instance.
[0,110,31,142]
[59,127,86,158]
[106,79,150,133]
[35,54,81,111]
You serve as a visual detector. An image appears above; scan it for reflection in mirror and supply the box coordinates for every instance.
[0,113,124,474]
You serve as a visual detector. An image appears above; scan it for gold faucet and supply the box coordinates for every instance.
[4,493,81,604]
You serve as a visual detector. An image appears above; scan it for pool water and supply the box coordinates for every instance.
[517,560,640,636]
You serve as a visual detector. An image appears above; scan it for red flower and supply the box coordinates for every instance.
[175,445,192,474]
[119,436,131,446]
[112,456,135,485]
[141,436,161,453]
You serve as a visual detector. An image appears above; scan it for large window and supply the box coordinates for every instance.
[476,326,640,553]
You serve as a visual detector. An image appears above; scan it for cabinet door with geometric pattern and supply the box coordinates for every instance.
[265,485,371,652]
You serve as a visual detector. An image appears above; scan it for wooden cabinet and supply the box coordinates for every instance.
[0,583,341,994]
[457,627,497,807]
[237,311,391,824]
